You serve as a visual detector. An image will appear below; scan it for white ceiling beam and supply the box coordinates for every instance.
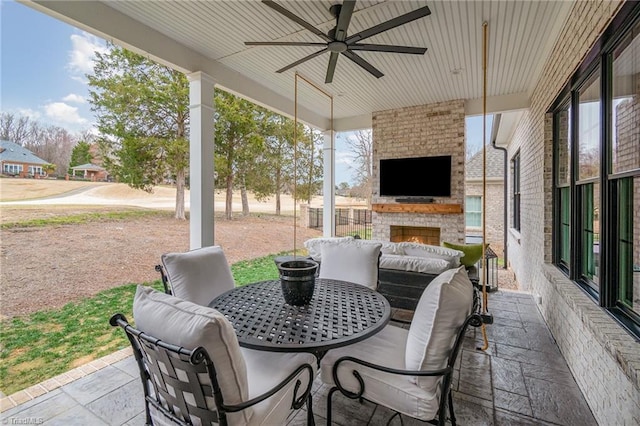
[21,0,330,130]
[465,92,530,116]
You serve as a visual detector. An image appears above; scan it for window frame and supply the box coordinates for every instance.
[551,1,640,338]
[512,151,521,232]
[465,195,482,228]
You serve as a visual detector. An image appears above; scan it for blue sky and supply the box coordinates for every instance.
[1,1,488,185]
[1,1,106,133]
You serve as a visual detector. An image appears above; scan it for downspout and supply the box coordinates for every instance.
[490,113,508,269]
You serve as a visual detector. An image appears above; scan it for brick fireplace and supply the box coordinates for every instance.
[371,100,466,244]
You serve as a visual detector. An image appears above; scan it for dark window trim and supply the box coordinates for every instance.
[551,1,640,339]
[512,151,521,232]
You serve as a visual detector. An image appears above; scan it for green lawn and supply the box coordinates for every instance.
[0,252,289,396]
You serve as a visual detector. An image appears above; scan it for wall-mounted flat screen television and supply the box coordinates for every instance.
[379,155,452,197]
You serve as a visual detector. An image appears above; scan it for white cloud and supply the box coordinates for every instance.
[62,93,86,104]
[17,108,41,120]
[67,32,107,78]
[43,102,88,125]
[335,150,354,167]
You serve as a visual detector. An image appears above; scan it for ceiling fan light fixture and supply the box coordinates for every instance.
[246,0,431,83]
[328,41,348,53]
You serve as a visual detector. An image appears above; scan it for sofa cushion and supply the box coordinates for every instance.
[355,239,402,255]
[318,240,382,289]
[379,254,450,275]
[398,242,463,268]
[441,241,486,267]
[405,266,473,391]
[303,236,354,261]
[133,285,251,424]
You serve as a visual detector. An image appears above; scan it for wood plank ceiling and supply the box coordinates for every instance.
[29,1,573,129]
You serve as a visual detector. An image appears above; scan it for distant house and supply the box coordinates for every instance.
[0,140,48,178]
[70,163,108,182]
[465,146,505,257]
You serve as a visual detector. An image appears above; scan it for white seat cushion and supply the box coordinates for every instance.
[405,266,474,390]
[133,285,252,424]
[161,245,235,306]
[320,325,439,421]
[242,348,317,426]
[318,240,382,290]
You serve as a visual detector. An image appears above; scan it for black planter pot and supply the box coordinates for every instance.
[278,259,318,306]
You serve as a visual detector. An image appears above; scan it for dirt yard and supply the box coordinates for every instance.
[0,180,517,319]
[0,209,322,319]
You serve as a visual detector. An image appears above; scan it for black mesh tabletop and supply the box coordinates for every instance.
[209,279,391,353]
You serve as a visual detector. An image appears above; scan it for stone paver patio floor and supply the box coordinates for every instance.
[1,290,596,425]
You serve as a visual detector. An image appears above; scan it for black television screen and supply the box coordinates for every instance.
[379,155,452,197]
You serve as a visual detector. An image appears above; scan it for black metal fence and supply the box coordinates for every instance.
[307,207,372,239]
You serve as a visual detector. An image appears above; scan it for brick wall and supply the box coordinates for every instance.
[507,0,639,423]
[371,100,466,244]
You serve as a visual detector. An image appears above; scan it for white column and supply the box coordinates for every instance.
[322,130,335,237]
[187,72,216,249]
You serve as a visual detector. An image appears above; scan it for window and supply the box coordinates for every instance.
[512,151,521,231]
[552,4,640,336]
[465,196,481,227]
[3,164,23,175]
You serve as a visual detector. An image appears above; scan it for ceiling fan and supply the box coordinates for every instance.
[245,0,431,84]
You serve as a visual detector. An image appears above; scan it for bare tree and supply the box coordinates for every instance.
[0,112,77,175]
[0,113,34,144]
[344,129,373,205]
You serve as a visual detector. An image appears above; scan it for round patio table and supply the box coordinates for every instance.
[209,279,391,360]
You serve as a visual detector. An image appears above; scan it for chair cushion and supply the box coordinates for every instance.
[242,348,317,426]
[133,285,251,424]
[441,241,487,267]
[303,236,354,261]
[397,242,463,268]
[405,266,473,390]
[320,325,439,421]
[161,246,235,306]
[379,254,450,275]
[318,240,382,289]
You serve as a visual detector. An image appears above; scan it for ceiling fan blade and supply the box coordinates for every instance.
[262,0,331,42]
[349,44,427,54]
[325,52,339,84]
[245,41,327,47]
[334,1,356,41]
[342,50,384,79]
[276,48,328,73]
[346,5,431,44]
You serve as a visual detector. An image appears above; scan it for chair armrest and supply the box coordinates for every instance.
[155,264,172,295]
[332,355,451,398]
[222,363,315,412]
[332,312,485,400]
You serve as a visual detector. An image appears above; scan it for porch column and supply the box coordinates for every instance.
[322,130,335,237]
[188,72,216,249]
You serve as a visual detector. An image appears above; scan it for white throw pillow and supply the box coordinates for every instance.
[303,236,354,261]
[404,266,473,391]
[398,242,463,267]
[132,285,252,424]
[318,240,382,289]
[161,246,235,306]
